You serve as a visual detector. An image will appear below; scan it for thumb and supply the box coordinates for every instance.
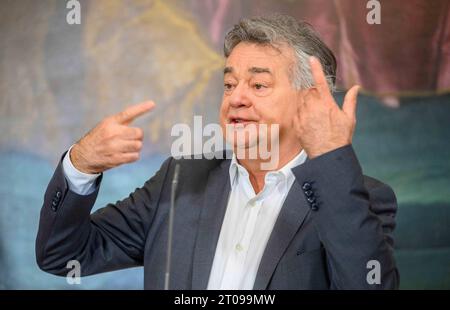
[342,85,360,119]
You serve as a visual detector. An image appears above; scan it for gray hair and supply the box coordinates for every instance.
[224,14,337,92]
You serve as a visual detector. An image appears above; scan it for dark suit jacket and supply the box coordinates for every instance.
[36,145,399,289]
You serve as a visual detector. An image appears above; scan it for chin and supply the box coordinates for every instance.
[228,135,260,159]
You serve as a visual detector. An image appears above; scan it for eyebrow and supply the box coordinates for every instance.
[223,66,273,75]
[224,67,233,74]
[249,67,272,75]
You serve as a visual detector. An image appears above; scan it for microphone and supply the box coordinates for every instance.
[164,163,180,290]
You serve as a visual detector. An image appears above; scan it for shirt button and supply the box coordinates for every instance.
[235,244,244,252]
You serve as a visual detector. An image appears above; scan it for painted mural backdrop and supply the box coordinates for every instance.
[0,0,449,289]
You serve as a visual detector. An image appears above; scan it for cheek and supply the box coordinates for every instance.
[219,100,228,125]
[281,104,297,127]
[256,97,288,124]
[267,95,297,128]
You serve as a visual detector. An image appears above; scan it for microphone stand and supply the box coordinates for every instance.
[164,163,180,290]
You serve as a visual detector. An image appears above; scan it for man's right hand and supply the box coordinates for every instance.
[70,101,155,174]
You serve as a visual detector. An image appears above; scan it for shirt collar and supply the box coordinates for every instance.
[228,149,307,187]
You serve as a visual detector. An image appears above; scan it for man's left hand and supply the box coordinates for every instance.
[293,56,360,159]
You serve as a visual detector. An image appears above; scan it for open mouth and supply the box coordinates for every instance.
[228,117,257,127]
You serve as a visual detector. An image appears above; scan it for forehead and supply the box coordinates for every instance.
[225,42,295,74]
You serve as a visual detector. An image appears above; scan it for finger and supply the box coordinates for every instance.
[114,101,155,125]
[120,152,140,164]
[309,56,332,99]
[120,126,144,140]
[117,140,143,153]
[342,85,360,119]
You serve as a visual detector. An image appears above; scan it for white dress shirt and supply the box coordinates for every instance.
[206,150,307,289]
[62,145,100,195]
[62,147,307,289]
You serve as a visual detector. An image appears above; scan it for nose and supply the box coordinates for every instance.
[228,83,251,109]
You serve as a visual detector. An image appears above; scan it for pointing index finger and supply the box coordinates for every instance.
[115,101,155,124]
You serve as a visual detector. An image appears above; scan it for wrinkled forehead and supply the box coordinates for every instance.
[225,42,295,66]
[224,42,297,76]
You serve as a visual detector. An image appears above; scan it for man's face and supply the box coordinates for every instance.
[220,42,301,154]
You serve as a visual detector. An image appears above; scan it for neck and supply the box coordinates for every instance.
[235,140,302,194]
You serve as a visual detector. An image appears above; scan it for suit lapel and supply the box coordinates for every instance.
[191,159,231,289]
[253,179,311,289]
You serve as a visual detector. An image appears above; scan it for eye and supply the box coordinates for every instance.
[224,83,235,93]
[251,81,272,97]
[253,83,267,90]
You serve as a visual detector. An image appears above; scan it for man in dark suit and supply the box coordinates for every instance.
[36,14,399,289]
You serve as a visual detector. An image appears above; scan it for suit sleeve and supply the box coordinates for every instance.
[292,145,399,289]
[35,152,173,276]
